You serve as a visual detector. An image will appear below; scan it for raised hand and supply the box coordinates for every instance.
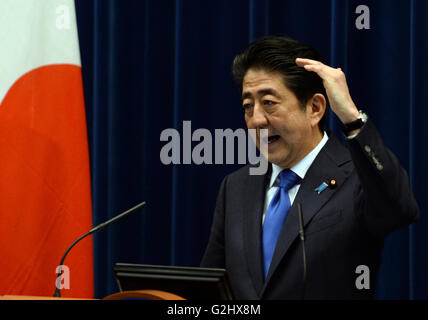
[295,58,360,125]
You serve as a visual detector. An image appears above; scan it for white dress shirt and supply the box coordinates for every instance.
[262,132,329,225]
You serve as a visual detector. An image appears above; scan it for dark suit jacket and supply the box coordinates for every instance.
[201,120,419,299]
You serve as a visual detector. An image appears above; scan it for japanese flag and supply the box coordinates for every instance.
[0,0,94,298]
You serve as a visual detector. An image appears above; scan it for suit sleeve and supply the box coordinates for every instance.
[346,119,420,238]
[200,175,228,268]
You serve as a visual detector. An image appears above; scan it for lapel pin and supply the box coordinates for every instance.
[315,182,328,194]
[329,178,338,189]
[315,179,338,194]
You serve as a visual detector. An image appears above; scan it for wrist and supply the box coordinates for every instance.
[341,110,368,136]
[337,104,360,124]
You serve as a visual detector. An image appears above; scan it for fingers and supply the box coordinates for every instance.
[295,58,327,76]
[295,58,320,68]
[295,58,344,81]
[301,63,323,73]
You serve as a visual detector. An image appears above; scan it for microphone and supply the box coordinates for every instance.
[53,201,146,297]
[297,203,307,300]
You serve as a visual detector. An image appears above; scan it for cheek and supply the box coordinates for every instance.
[276,115,310,138]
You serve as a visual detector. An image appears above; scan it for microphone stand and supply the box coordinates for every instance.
[54,201,146,297]
[297,203,307,300]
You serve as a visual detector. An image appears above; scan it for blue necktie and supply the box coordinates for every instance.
[263,169,300,279]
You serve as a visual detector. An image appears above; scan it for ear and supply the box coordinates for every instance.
[306,93,326,128]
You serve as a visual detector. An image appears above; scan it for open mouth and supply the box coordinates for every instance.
[268,135,280,144]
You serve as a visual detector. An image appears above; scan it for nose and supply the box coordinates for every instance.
[250,103,268,129]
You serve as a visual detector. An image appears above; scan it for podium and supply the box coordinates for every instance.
[1,264,233,300]
[0,295,94,300]
[0,290,182,300]
[113,263,234,300]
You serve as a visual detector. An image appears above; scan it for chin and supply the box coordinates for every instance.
[268,157,286,168]
[268,150,289,166]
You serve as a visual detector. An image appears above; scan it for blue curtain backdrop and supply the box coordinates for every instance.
[74,0,428,299]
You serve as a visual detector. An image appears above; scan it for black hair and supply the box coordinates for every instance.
[232,35,329,132]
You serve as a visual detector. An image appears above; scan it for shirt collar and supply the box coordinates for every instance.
[269,131,329,188]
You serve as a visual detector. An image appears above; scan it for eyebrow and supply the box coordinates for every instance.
[241,88,281,100]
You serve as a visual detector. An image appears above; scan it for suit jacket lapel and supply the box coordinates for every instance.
[243,164,271,297]
[261,135,352,293]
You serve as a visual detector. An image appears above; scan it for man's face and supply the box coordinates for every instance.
[242,68,319,169]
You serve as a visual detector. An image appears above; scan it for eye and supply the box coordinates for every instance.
[263,100,275,106]
[242,103,253,110]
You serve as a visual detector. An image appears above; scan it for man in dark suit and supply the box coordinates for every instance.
[201,36,419,299]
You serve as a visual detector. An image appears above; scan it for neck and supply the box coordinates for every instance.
[309,128,324,152]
